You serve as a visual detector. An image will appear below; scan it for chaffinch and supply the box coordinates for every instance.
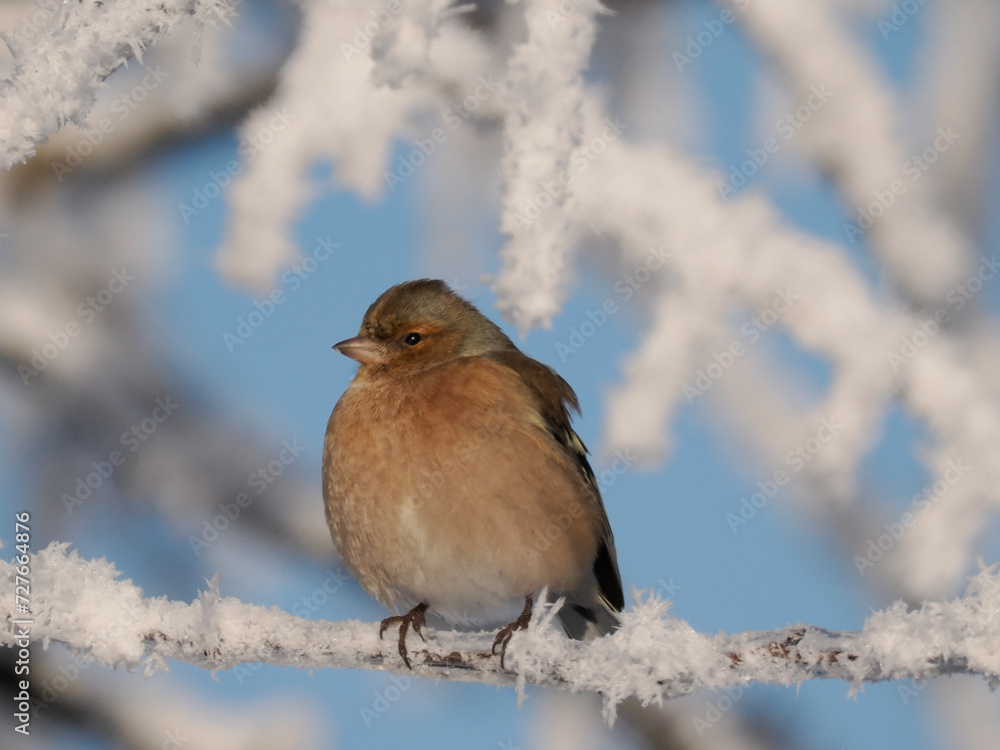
[322,279,623,669]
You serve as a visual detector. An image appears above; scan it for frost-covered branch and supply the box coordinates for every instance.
[722,0,973,304]
[569,122,1000,598]
[0,0,237,169]
[215,0,487,290]
[917,0,1000,235]
[492,0,608,331]
[4,544,999,723]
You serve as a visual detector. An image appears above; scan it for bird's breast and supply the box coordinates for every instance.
[322,358,601,622]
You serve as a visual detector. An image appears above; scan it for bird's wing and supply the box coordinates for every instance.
[484,350,625,618]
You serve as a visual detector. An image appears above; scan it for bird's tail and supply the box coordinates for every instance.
[556,534,624,640]
[556,589,622,641]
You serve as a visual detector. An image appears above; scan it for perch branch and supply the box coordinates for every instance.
[2,544,998,720]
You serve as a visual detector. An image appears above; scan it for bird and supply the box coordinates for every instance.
[322,279,623,669]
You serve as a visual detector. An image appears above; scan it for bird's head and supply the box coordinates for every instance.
[334,279,514,373]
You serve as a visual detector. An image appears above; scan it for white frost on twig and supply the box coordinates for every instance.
[0,0,236,169]
[491,0,609,331]
[723,0,973,304]
[4,544,999,724]
[215,0,480,290]
[563,119,1000,598]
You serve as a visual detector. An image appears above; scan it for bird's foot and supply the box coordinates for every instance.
[492,595,533,670]
[379,602,429,670]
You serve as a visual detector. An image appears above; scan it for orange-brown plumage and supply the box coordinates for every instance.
[322,279,623,666]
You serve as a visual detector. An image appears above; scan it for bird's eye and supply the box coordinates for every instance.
[403,332,423,346]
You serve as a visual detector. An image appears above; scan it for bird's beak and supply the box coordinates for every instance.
[333,335,386,366]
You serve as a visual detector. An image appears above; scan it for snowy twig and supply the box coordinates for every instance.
[3,544,999,722]
[722,0,973,305]
[492,0,608,331]
[0,0,236,169]
[214,0,494,289]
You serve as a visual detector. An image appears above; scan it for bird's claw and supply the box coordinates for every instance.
[492,595,533,670]
[380,602,429,669]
